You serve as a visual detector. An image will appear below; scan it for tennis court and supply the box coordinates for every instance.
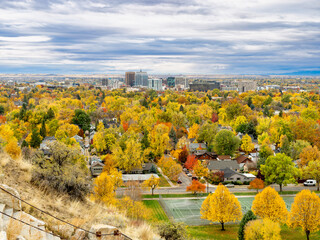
[159,196,295,226]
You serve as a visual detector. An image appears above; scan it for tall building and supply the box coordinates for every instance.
[167,77,175,87]
[135,70,148,87]
[101,78,108,86]
[125,72,135,87]
[189,80,220,91]
[148,78,163,91]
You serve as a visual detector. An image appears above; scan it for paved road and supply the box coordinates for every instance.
[116,180,319,196]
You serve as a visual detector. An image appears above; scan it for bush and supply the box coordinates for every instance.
[158,222,189,240]
[238,210,257,240]
[31,141,90,200]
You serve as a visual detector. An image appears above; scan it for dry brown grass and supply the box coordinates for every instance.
[0,153,159,240]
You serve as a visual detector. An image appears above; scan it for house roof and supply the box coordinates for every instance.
[91,161,104,167]
[207,160,239,171]
[122,174,159,181]
[235,155,252,164]
[189,143,207,149]
[217,155,231,160]
[127,163,156,172]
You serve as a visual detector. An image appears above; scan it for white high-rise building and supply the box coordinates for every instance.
[135,70,148,87]
[148,78,162,91]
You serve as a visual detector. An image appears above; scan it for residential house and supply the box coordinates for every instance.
[189,143,207,154]
[90,161,105,177]
[217,155,231,161]
[122,173,159,183]
[195,152,217,161]
[207,160,240,172]
[123,163,157,174]
[235,155,257,171]
[222,168,256,183]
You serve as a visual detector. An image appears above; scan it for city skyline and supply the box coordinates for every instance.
[0,0,319,75]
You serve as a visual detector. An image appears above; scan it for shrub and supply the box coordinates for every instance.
[31,141,90,200]
[158,222,189,240]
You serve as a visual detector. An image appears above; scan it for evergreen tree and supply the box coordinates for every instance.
[141,130,150,150]
[45,108,55,120]
[30,128,41,148]
[238,210,257,240]
[72,109,91,131]
[19,103,27,120]
[40,120,46,138]
[21,140,29,148]
[169,127,178,148]
[141,98,149,108]
[179,105,184,112]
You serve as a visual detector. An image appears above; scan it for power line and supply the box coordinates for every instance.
[0,210,60,238]
[0,185,132,239]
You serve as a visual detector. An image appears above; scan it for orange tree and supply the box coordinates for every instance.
[186,180,206,194]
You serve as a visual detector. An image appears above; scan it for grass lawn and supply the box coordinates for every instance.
[143,200,169,222]
[158,173,171,187]
[187,224,320,240]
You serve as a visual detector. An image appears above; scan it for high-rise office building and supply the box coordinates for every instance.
[148,78,163,91]
[125,72,135,86]
[101,78,108,86]
[167,77,175,87]
[135,70,148,87]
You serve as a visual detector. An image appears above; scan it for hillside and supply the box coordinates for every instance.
[0,153,159,240]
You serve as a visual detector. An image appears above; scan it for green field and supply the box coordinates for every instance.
[143,200,169,222]
[187,224,320,240]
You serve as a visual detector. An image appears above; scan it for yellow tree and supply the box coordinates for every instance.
[158,156,182,181]
[188,123,199,139]
[288,190,320,240]
[251,186,288,223]
[241,134,255,154]
[112,138,143,172]
[92,171,116,205]
[5,140,21,159]
[92,131,106,153]
[194,160,208,178]
[150,124,170,157]
[201,183,242,230]
[299,146,320,167]
[142,175,160,195]
[244,218,281,240]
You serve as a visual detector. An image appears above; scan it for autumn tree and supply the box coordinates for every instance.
[244,218,281,240]
[288,190,320,240]
[213,129,240,156]
[299,145,320,167]
[184,154,197,170]
[142,175,160,195]
[201,184,242,230]
[158,156,182,181]
[186,180,206,194]
[261,153,300,192]
[194,160,208,178]
[248,178,264,193]
[92,171,116,205]
[251,186,288,222]
[290,140,310,161]
[302,161,320,191]
[197,122,218,146]
[178,146,189,164]
[238,210,257,240]
[112,137,144,172]
[188,123,199,139]
[257,143,274,168]
[5,140,21,159]
[241,134,254,154]
[150,124,170,157]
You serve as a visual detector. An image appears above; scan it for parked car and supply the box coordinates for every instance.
[177,180,182,184]
[226,183,235,188]
[187,173,192,177]
[304,179,316,186]
[183,168,188,173]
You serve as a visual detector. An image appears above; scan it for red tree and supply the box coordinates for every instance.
[184,154,198,170]
[178,146,189,163]
[122,121,129,132]
[248,178,264,192]
[211,113,218,123]
[186,180,206,194]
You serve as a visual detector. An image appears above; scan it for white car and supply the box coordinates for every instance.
[304,179,316,186]
[187,173,193,177]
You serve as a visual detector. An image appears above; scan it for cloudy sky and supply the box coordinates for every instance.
[0,0,319,74]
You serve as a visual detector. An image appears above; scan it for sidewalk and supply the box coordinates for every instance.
[158,167,176,187]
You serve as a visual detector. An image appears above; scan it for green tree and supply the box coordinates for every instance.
[141,129,150,150]
[257,144,274,168]
[238,210,257,240]
[158,222,189,240]
[261,153,300,192]
[40,120,46,138]
[72,109,91,131]
[302,161,320,191]
[30,128,41,148]
[169,127,178,149]
[290,140,311,160]
[45,108,55,120]
[197,122,218,145]
[213,130,240,156]
[280,134,290,156]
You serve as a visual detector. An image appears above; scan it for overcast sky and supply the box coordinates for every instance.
[0,0,319,74]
